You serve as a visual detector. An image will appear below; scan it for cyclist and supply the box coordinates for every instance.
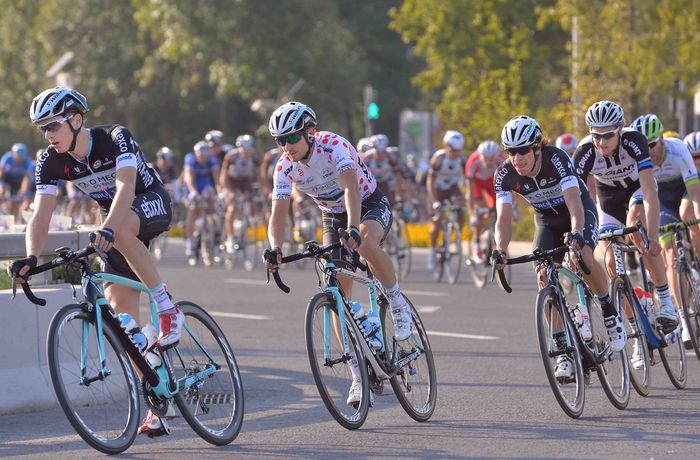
[183,141,220,259]
[220,134,259,254]
[465,140,504,261]
[427,130,468,270]
[493,115,626,380]
[572,101,679,339]
[684,131,700,174]
[555,133,578,160]
[205,129,226,163]
[264,102,414,406]
[356,137,372,156]
[363,134,401,205]
[631,115,700,349]
[0,143,33,219]
[7,87,181,437]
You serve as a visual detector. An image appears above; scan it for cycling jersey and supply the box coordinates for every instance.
[262,148,283,185]
[363,149,397,186]
[495,146,588,216]
[429,149,467,191]
[466,151,504,208]
[272,131,376,214]
[35,125,162,209]
[222,149,257,192]
[153,164,178,184]
[1,152,33,192]
[654,137,699,229]
[184,152,219,193]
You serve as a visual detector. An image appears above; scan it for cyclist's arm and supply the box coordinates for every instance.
[562,187,584,234]
[339,168,361,228]
[218,155,229,191]
[639,168,660,240]
[25,193,57,258]
[586,176,597,205]
[184,166,196,195]
[495,201,513,253]
[687,182,700,220]
[426,157,437,203]
[267,198,290,249]
[211,165,221,194]
[102,166,136,230]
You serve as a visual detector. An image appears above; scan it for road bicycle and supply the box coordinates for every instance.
[433,199,463,284]
[288,196,319,270]
[598,222,687,394]
[492,242,629,418]
[384,199,412,280]
[188,195,223,267]
[661,218,700,360]
[12,241,244,454]
[265,238,437,429]
[226,193,264,271]
[466,206,511,288]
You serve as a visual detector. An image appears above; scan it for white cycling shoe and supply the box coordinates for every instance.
[604,315,627,352]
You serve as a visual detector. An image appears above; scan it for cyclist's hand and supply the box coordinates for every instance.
[92,227,115,253]
[342,225,362,250]
[647,238,662,257]
[629,232,646,255]
[565,230,585,251]
[492,249,507,271]
[8,255,37,284]
[264,247,283,272]
[432,201,441,211]
[188,190,200,201]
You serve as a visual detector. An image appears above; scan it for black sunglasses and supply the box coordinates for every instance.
[590,129,618,140]
[647,137,660,149]
[506,145,534,156]
[275,132,304,146]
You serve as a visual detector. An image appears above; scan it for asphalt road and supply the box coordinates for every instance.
[2,240,700,459]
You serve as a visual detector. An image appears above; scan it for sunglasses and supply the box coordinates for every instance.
[647,137,660,149]
[275,132,304,146]
[506,145,534,156]
[590,129,618,140]
[36,113,75,133]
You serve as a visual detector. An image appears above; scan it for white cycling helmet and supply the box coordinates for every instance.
[156,147,175,161]
[268,101,317,137]
[356,137,372,154]
[555,133,578,152]
[205,130,224,144]
[585,100,625,128]
[477,140,501,158]
[30,86,88,124]
[235,134,255,149]
[370,134,390,151]
[194,140,210,153]
[684,132,700,157]
[443,130,465,150]
[501,116,542,148]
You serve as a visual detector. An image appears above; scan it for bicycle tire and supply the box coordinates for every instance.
[587,298,630,409]
[445,221,462,284]
[399,218,413,279]
[535,288,585,418]
[305,293,370,429]
[467,227,489,288]
[654,281,688,389]
[679,267,700,361]
[201,215,216,267]
[385,231,403,281]
[47,304,139,454]
[613,277,652,397]
[382,296,437,421]
[169,301,244,445]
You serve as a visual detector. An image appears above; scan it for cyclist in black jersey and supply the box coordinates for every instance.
[573,100,678,334]
[494,115,626,377]
[8,87,183,437]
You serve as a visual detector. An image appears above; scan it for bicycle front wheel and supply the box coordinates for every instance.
[47,304,139,454]
[305,293,370,429]
[587,298,630,409]
[535,288,585,418]
[170,301,244,445]
[396,218,412,280]
[614,278,652,397]
[383,296,437,421]
[679,267,700,361]
[445,221,462,284]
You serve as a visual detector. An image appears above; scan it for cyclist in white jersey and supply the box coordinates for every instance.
[631,114,700,348]
[573,101,679,339]
[264,102,414,406]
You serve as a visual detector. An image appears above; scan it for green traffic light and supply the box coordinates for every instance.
[368,102,380,120]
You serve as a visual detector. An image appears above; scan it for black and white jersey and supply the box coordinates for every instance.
[35,125,161,209]
[572,128,652,192]
[494,146,589,216]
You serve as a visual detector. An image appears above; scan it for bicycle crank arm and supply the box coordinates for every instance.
[393,348,421,371]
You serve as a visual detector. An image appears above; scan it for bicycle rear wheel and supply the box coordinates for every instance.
[679,267,700,360]
[170,301,244,445]
[535,288,585,418]
[613,278,652,396]
[652,283,687,389]
[47,304,139,454]
[382,296,437,421]
[305,293,370,429]
[587,298,630,409]
[445,221,462,284]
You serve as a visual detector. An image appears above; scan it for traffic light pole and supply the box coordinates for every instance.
[363,84,374,137]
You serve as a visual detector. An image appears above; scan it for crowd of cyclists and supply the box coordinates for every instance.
[7,85,700,436]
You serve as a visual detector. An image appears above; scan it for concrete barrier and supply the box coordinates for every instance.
[0,285,77,415]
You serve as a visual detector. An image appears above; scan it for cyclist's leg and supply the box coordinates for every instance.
[659,201,682,312]
[680,197,700,259]
[224,190,236,252]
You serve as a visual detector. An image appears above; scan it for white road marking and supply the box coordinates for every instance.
[209,311,271,321]
[427,330,499,340]
[402,290,447,297]
[417,306,441,313]
[224,278,269,286]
